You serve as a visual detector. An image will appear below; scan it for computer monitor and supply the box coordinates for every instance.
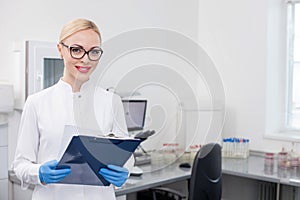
[122,99,147,132]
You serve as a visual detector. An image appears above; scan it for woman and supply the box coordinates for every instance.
[13,18,133,200]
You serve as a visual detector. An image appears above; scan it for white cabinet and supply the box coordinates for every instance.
[26,41,62,98]
[0,179,8,200]
[0,124,8,147]
[0,147,8,179]
[0,124,8,200]
[13,183,32,200]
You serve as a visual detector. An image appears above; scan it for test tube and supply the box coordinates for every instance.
[222,138,228,157]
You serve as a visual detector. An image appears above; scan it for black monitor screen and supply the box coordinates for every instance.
[122,99,147,131]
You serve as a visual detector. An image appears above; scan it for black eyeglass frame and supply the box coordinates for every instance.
[60,42,103,61]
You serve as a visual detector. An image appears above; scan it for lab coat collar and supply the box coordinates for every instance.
[58,78,95,94]
[57,79,73,93]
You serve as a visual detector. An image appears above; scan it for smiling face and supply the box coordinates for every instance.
[57,29,101,91]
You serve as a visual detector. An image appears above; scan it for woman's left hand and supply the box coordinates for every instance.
[99,165,129,187]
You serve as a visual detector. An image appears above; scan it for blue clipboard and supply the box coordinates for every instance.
[56,135,141,186]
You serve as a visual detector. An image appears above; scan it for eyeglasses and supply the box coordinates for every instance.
[60,42,103,61]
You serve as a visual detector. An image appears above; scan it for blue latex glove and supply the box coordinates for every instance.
[99,165,129,187]
[39,160,71,184]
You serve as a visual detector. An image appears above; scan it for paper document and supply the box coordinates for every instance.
[56,129,141,186]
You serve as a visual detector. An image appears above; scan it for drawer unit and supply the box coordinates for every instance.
[0,179,8,200]
[0,147,8,179]
[0,124,8,147]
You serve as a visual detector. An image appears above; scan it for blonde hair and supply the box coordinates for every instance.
[59,18,101,43]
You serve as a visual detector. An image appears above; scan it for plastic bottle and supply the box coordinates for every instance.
[264,152,274,174]
[278,148,288,169]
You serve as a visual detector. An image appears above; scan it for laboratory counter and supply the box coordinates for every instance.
[116,154,300,198]
[223,154,300,187]
[9,153,300,199]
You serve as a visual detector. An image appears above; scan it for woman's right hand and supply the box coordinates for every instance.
[39,160,71,184]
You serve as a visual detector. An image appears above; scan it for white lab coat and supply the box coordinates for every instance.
[13,79,133,200]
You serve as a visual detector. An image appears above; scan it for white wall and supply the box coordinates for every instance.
[196,0,296,153]
[1,0,297,175]
[2,1,199,199]
[2,1,300,199]
[0,0,199,107]
[1,0,200,165]
[197,0,268,148]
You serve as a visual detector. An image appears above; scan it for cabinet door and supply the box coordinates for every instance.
[26,41,61,97]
